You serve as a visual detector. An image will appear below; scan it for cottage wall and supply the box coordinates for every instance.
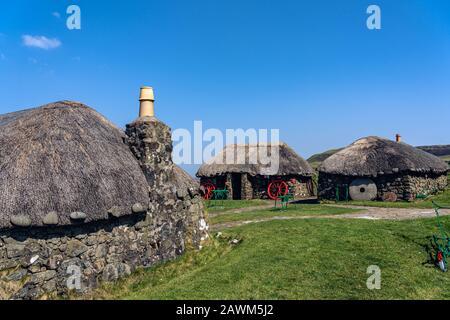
[201,175,312,200]
[241,174,253,200]
[250,175,312,199]
[0,118,208,299]
[318,172,448,201]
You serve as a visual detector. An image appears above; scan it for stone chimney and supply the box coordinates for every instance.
[396,134,402,143]
[126,86,174,188]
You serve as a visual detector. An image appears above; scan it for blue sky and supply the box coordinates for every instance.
[0,1,449,175]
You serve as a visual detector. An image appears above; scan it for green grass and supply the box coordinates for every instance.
[209,204,360,225]
[206,199,271,213]
[88,215,450,300]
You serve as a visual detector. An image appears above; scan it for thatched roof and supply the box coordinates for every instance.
[0,101,149,230]
[196,143,314,177]
[319,136,449,177]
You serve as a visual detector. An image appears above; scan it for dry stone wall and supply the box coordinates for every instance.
[318,172,448,201]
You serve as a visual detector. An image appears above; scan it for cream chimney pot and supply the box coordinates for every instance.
[139,86,155,117]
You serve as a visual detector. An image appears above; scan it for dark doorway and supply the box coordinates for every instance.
[231,173,242,200]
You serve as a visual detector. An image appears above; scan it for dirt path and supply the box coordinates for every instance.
[210,205,450,231]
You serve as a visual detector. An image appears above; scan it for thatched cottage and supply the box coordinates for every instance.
[318,136,448,201]
[0,87,208,299]
[197,143,314,200]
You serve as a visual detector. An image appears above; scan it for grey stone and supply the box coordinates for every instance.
[31,270,56,284]
[3,237,21,244]
[6,243,25,258]
[75,233,87,240]
[107,206,121,218]
[46,255,63,270]
[43,212,59,225]
[10,215,32,227]
[66,240,88,257]
[132,203,146,213]
[0,259,19,271]
[94,244,107,259]
[6,268,28,282]
[70,212,87,221]
[42,279,56,292]
[102,264,118,282]
[176,188,188,199]
[117,263,131,277]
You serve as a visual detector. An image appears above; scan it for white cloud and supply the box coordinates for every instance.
[22,35,61,50]
[52,12,61,18]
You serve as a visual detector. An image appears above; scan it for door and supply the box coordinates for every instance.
[231,173,242,200]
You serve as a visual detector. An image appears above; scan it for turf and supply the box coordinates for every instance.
[87,216,450,300]
[209,204,360,225]
[205,199,271,213]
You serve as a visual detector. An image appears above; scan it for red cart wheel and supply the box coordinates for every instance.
[201,182,216,200]
[267,180,289,200]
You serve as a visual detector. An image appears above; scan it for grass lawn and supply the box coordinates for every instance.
[206,199,271,213]
[209,204,360,225]
[88,215,450,300]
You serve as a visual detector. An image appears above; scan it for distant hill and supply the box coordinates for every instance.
[307,148,343,170]
[417,145,450,157]
[308,144,450,169]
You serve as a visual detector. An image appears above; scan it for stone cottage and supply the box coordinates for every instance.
[0,87,208,299]
[196,143,314,200]
[318,136,448,201]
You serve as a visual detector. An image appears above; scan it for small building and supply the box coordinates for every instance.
[0,88,207,299]
[196,143,314,200]
[318,136,448,201]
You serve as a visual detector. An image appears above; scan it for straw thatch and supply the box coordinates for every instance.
[0,101,149,230]
[196,143,314,177]
[319,136,449,177]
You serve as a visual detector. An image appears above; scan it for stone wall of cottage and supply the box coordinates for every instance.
[0,117,208,299]
[318,172,448,201]
[200,174,313,200]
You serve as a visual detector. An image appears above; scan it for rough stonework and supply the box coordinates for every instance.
[0,102,208,299]
[318,137,448,201]
[319,172,448,201]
